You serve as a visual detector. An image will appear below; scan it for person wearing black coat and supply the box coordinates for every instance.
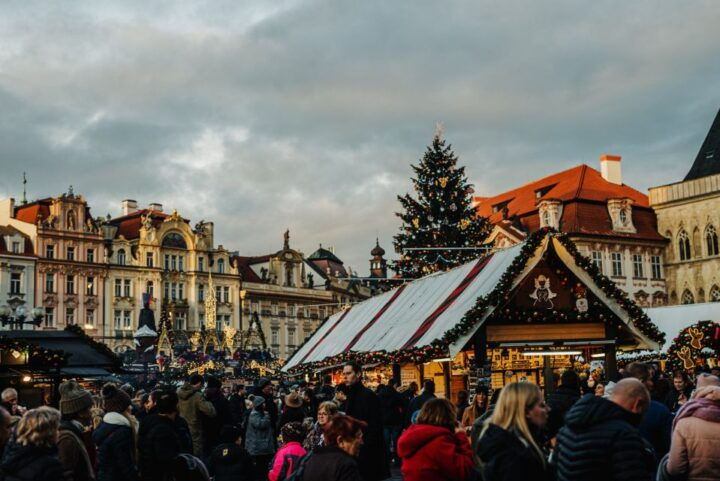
[546,369,581,438]
[555,379,655,481]
[207,426,254,481]
[663,372,692,414]
[203,376,234,456]
[278,392,305,430]
[228,384,248,426]
[477,423,550,481]
[93,384,139,481]
[138,390,192,481]
[1,439,68,481]
[301,445,363,481]
[343,362,390,481]
[378,381,405,464]
[315,375,335,404]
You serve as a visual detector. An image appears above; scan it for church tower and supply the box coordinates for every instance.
[369,238,387,279]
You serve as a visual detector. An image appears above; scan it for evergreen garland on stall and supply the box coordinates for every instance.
[287,228,665,374]
[666,321,720,372]
[392,130,491,279]
[64,324,122,370]
[0,337,68,369]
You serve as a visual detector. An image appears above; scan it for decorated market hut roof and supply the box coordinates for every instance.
[643,302,720,352]
[282,229,663,373]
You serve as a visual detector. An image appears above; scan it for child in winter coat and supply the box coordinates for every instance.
[207,425,254,481]
[269,422,307,481]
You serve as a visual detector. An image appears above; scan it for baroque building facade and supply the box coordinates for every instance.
[0,190,106,335]
[475,155,668,307]
[103,200,241,351]
[234,231,373,360]
[649,108,720,305]
[0,223,37,327]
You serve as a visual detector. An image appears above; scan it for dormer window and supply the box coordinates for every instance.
[537,200,562,229]
[607,198,636,234]
[492,200,511,214]
[534,184,556,199]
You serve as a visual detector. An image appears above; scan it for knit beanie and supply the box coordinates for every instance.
[280,421,305,443]
[102,383,132,413]
[58,380,93,416]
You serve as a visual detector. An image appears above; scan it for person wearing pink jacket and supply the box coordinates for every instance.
[269,422,307,481]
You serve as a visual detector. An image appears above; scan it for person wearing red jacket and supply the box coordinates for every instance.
[397,398,476,481]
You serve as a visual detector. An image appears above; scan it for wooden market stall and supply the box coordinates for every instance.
[282,230,664,400]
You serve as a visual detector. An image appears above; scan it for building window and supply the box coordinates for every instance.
[45,273,55,293]
[123,279,131,297]
[678,230,692,261]
[87,249,95,263]
[198,257,204,272]
[706,225,719,256]
[288,304,296,317]
[304,329,311,341]
[198,284,205,302]
[117,249,126,265]
[217,259,225,274]
[178,283,185,300]
[681,289,695,305]
[710,285,720,302]
[319,307,326,319]
[163,282,169,300]
[215,287,221,303]
[66,275,75,294]
[174,312,187,331]
[271,329,279,346]
[591,251,603,273]
[11,241,21,253]
[44,307,54,328]
[171,283,177,300]
[86,309,94,327]
[146,281,154,298]
[115,279,122,297]
[114,310,122,330]
[178,256,184,272]
[651,256,662,280]
[146,252,154,267]
[123,310,132,329]
[10,273,21,294]
[632,254,644,278]
[223,286,230,303]
[164,254,170,271]
[66,307,75,325]
[86,277,95,296]
[46,245,55,259]
[287,328,296,346]
[611,252,623,277]
[66,246,75,261]
[271,302,278,315]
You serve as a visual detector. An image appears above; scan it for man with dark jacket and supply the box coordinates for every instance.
[406,380,436,425]
[228,384,247,426]
[625,362,673,462]
[138,390,192,481]
[93,384,139,481]
[207,425,253,481]
[546,369,582,439]
[256,378,279,437]
[556,378,655,481]
[203,376,234,456]
[378,380,404,465]
[343,361,390,481]
[315,375,335,404]
[57,380,95,481]
[177,374,217,456]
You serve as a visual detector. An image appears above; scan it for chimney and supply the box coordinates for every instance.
[148,203,163,212]
[121,199,138,216]
[600,154,622,185]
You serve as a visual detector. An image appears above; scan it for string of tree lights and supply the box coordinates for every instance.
[392,126,492,279]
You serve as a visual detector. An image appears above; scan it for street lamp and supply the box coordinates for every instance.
[0,305,44,329]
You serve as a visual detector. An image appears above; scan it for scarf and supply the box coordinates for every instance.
[673,386,720,430]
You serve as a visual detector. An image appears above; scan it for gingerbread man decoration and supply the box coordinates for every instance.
[688,327,704,350]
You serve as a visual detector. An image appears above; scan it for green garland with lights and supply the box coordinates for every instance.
[666,320,720,372]
[0,337,68,369]
[287,228,665,374]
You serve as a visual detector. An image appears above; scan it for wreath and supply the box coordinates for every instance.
[666,320,720,371]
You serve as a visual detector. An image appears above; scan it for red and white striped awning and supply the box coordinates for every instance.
[282,234,660,372]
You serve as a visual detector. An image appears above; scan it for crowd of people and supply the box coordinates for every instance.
[0,360,718,481]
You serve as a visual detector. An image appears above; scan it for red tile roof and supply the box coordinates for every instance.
[475,164,665,242]
[14,199,52,224]
[110,209,177,239]
[232,255,270,283]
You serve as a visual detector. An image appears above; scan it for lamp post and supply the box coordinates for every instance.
[0,305,45,329]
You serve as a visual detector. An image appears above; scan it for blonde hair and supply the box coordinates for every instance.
[417,398,456,432]
[483,382,545,465]
[15,406,60,448]
[318,401,339,416]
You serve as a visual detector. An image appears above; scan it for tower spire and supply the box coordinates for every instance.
[685,107,720,181]
[21,172,27,205]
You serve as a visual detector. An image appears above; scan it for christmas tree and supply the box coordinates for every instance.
[392,126,491,278]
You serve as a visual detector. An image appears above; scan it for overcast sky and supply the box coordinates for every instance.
[1,1,719,274]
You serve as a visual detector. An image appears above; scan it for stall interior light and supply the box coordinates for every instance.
[591,353,606,359]
[521,351,582,357]
[432,358,452,363]
[21,375,31,383]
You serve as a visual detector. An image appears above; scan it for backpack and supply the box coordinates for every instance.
[282,451,313,481]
